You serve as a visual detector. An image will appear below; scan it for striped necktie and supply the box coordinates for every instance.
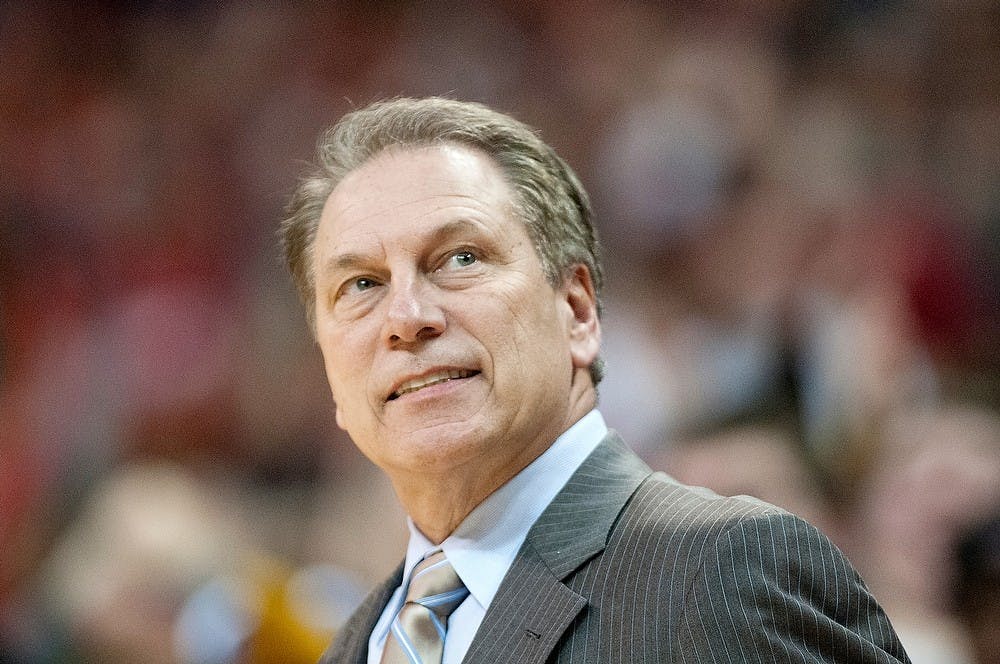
[381,551,469,664]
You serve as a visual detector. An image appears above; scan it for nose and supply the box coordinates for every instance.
[383,277,446,345]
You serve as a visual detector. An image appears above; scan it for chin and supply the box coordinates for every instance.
[387,427,485,469]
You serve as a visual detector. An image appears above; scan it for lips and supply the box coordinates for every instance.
[387,369,479,401]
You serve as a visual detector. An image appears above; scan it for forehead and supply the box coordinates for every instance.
[318,143,517,244]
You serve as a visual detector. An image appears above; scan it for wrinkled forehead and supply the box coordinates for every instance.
[327,144,513,223]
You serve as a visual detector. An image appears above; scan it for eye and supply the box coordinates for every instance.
[337,276,379,301]
[447,250,477,268]
[353,276,377,291]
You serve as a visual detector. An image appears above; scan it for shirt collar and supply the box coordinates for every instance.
[400,409,607,611]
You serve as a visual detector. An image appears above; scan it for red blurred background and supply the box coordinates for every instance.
[2,2,998,662]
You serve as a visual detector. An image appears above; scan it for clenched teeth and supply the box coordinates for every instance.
[389,370,476,400]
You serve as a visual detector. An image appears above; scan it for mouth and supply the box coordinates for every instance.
[387,369,480,401]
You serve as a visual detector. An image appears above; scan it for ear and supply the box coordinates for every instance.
[560,264,601,371]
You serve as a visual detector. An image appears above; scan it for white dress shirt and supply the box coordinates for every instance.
[367,409,608,664]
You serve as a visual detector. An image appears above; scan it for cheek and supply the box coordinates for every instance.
[327,367,370,437]
[487,292,568,370]
[319,330,370,408]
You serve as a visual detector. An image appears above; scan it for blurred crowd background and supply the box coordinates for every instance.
[2,1,999,662]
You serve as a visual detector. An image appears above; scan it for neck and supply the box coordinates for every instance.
[394,473,499,544]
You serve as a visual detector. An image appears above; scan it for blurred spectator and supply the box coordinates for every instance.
[848,404,1000,663]
[954,512,1000,664]
[41,463,248,662]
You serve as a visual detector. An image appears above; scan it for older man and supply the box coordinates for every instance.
[281,98,909,664]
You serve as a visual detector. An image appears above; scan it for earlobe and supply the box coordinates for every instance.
[563,265,601,369]
[334,402,347,431]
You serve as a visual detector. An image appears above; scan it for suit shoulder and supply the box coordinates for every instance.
[609,470,864,577]
[621,470,789,534]
[609,473,873,614]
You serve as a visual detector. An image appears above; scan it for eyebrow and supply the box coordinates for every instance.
[424,218,488,247]
[321,251,372,278]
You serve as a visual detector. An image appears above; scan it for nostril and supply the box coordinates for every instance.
[417,325,441,340]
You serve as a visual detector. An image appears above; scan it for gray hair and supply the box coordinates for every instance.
[280,97,604,383]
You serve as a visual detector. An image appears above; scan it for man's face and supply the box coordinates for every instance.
[311,143,598,484]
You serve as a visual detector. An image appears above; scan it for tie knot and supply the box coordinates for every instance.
[405,551,469,619]
[381,552,469,663]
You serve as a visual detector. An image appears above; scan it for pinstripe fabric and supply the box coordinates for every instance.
[319,433,910,663]
[323,565,403,664]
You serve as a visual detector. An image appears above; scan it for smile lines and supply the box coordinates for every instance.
[388,369,477,400]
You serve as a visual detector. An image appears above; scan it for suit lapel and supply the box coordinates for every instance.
[462,432,652,663]
[461,538,586,663]
[319,563,404,664]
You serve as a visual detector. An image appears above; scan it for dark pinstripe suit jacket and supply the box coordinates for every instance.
[320,433,910,663]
